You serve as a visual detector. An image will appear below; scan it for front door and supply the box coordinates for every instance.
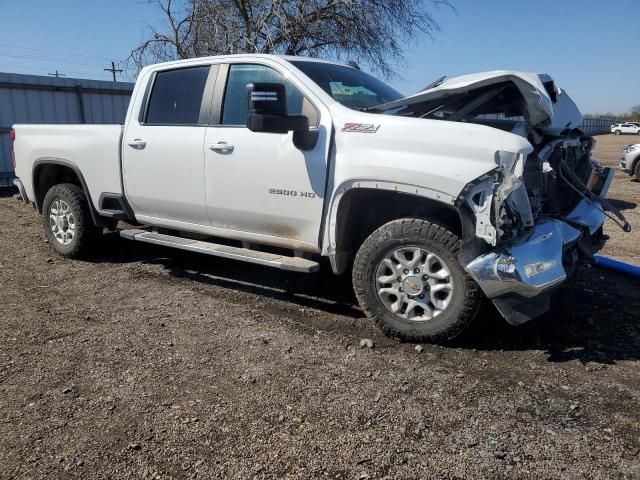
[204,63,330,250]
[123,65,216,226]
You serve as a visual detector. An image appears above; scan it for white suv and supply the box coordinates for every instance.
[621,144,640,179]
[611,123,640,135]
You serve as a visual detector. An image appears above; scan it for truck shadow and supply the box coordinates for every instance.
[0,186,18,198]
[95,233,362,319]
[607,198,637,210]
[94,235,640,364]
[456,265,640,365]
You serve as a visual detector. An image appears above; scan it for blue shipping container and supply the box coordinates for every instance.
[0,72,133,187]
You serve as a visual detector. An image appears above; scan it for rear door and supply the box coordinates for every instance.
[123,64,217,226]
[203,62,331,250]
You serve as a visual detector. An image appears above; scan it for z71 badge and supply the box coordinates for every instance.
[342,123,381,133]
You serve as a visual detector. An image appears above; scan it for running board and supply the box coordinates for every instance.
[99,208,128,219]
[119,229,319,273]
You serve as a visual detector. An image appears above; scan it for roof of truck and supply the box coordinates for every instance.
[146,54,342,69]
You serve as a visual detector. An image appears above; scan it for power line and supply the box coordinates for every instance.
[0,43,116,62]
[0,62,115,78]
[0,52,109,68]
[104,61,123,82]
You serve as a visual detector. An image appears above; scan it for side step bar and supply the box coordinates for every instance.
[100,208,128,220]
[120,229,320,273]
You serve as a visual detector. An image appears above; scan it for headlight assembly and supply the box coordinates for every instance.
[462,150,535,247]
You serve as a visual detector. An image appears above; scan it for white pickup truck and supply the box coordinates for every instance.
[11,54,629,342]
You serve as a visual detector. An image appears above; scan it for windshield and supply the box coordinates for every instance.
[290,60,404,110]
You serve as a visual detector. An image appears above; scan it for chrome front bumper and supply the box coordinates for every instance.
[465,199,605,325]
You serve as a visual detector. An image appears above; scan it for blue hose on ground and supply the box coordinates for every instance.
[593,255,640,279]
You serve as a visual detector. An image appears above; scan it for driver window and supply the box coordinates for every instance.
[221,64,318,127]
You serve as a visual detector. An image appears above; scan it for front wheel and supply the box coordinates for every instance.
[352,219,483,343]
[42,183,99,258]
[634,160,640,180]
[615,130,621,135]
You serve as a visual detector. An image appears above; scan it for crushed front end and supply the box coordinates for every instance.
[460,131,629,325]
[375,70,631,325]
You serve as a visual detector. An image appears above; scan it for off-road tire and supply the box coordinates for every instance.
[42,183,98,258]
[352,218,483,343]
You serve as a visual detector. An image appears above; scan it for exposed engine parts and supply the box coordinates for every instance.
[462,129,629,253]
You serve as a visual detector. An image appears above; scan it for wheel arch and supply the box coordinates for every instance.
[32,158,102,226]
[325,180,469,274]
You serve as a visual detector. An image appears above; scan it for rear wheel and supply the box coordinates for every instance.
[352,218,483,343]
[42,183,99,258]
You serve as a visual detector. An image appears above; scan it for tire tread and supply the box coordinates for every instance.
[352,218,482,343]
[42,183,97,258]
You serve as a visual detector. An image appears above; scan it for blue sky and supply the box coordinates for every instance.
[1,0,638,114]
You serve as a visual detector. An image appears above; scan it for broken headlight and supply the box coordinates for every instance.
[464,151,535,247]
[493,151,535,243]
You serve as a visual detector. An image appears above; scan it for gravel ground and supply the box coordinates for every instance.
[592,134,639,264]
[1,134,639,479]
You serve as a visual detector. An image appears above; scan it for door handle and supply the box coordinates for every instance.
[208,142,234,153]
[128,139,146,149]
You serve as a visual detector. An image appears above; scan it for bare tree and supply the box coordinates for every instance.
[129,0,451,77]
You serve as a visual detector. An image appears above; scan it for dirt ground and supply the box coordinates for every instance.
[0,134,639,479]
[592,134,639,264]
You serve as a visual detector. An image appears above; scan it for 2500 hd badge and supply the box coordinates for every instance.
[269,188,316,198]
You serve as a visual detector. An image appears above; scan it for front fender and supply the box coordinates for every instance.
[322,179,457,256]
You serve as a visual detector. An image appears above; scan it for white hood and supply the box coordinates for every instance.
[378,70,583,130]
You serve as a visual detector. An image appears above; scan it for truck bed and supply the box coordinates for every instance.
[13,124,124,212]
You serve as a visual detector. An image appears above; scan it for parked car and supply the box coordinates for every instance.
[10,55,628,342]
[621,143,640,179]
[611,123,640,135]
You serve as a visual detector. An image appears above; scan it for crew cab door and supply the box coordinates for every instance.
[203,62,331,250]
[123,65,217,226]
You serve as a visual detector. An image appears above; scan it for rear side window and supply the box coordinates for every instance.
[145,66,210,125]
[221,64,317,126]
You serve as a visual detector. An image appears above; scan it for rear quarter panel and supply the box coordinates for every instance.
[13,124,123,209]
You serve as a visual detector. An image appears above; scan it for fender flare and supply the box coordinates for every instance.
[322,179,460,273]
[32,157,103,226]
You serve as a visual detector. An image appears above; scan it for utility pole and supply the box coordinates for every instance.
[104,61,123,82]
[48,70,66,78]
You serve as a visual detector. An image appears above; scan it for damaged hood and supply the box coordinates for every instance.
[377,70,583,130]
